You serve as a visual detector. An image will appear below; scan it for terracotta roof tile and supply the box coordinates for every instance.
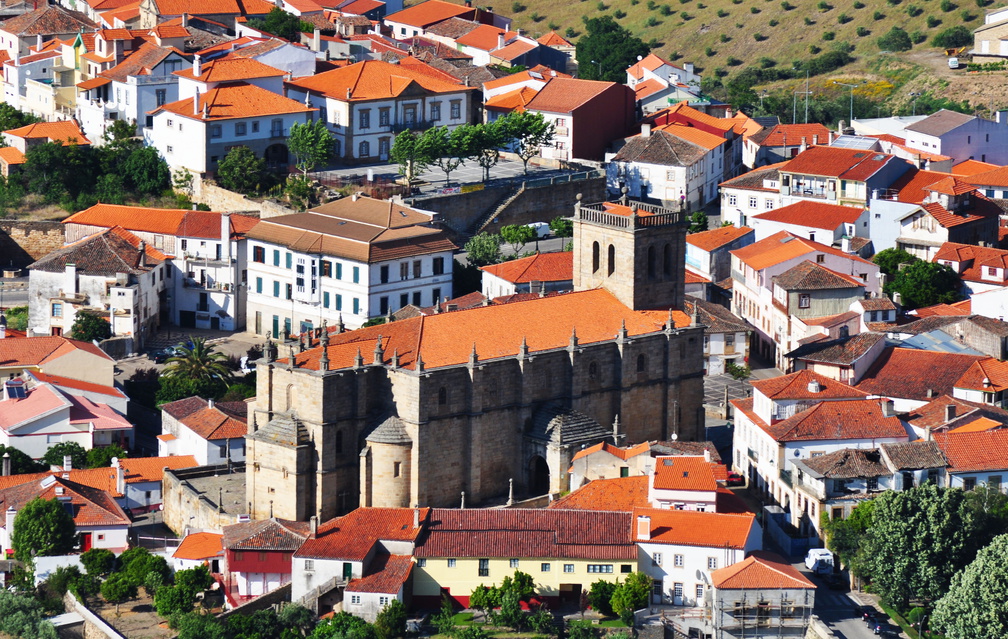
[879,440,947,470]
[918,195,1002,229]
[781,146,898,180]
[29,226,166,276]
[735,397,906,442]
[550,476,650,512]
[483,85,538,112]
[571,441,651,463]
[347,553,412,594]
[611,127,714,167]
[156,81,314,120]
[0,5,97,36]
[454,23,507,50]
[753,200,864,231]
[223,518,310,551]
[492,39,536,62]
[786,332,884,366]
[339,0,383,14]
[287,59,466,100]
[751,369,868,401]
[855,347,985,400]
[928,175,977,196]
[952,159,999,177]
[934,242,1008,285]
[719,162,785,190]
[383,0,473,28]
[537,30,571,47]
[480,252,572,284]
[773,261,864,291]
[0,475,129,528]
[652,456,717,491]
[648,101,739,134]
[64,204,256,240]
[415,508,637,560]
[686,225,753,252]
[149,0,244,16]
[0,335,112,369]
[955,358,1008,393]
[711,552,815,589]
[799,447,889,478]
[730,231,872,271]
[948,416,1003,432]
[857,298,896,311]
[525,77,618,114]
[749,123,829,148]
[912,303,969,318]
[298,507,427,561]
[4,121,90,145]
[933,429,1008,472]
[174,531,224,561]
[174,56,284,81]
[635,507,755,549]
[120,455,198,483]
[0,146,25,165]
[102,42,184,83]
[654,122,726,152]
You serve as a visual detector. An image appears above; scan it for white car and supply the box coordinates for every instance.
[526,222,550,239]
[805,548,834,574]
[948,57,959,69]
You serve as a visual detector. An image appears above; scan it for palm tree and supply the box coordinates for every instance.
[164,336,234,382]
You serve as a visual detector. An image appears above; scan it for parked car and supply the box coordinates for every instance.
[526,222,550,239]
[149,346,184,363]
[804,548,834,575]
[824,573,846,590]
[872,621,898,636]
[726,472,745,487]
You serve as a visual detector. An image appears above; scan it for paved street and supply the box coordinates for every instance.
[0,277,28,310]
[704,373,752,408]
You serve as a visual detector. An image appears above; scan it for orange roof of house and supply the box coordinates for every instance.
[686,225,753,252]
[652,456,717,491]
[119,455,198,483]
[571,441,651,463]
[347,553,413,594]
[483,85,538,112]
[753,201,864,230]
[156,81,313,120]
[634,78,669,100]
[287,59,465,100]
[297,507,428,561]
[891,168,952,204]
[0,475,129,527]
[148,0,242,15]
[77,76,112,90]
[934,241,1008,284]
[0,146,25,165]
[340,0,383,14]
[919,196,1001,229]
[537,30,571,47]
[482,69,559,91]
[656,122,725,151]
[455,23,509,50]
[480,251,572,284]
[492,39,536,62]
[174,56,285,81]
[933,429,1008,473]
[173,531,224,561]
[752,123,831,148]
[635,507,756,549]
[949,416,1003,433]
[684,270,709,284]
[855,347,985,401]
[627,53,673,80]
[711,552,815,589]
[63,204,257,240]
[29,371,126,398]
[525,77,617,114]
[956,358,1008,393]
[928,175,976,196]
[782,146,896,180]
[730,230,872,271]
[952,159,999,176]
[652,101,740,134]
[752,369,869,401]
[550,476,651,512]
[289,288,688,372]
[0,335,112,369]
[150,22,190,38]
[967,164,1008,188]
[4,121,90,145]
[99,2,141,25]
[383,0,473,28]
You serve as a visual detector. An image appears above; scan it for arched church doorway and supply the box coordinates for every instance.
[528,455,549,496]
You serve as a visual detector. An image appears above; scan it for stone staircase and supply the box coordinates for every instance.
[471,182,527,235]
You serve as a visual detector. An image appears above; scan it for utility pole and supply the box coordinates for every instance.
[805,70,810,124]
[834,80,861,125]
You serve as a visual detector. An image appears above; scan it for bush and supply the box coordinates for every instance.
[714,66,728,77]
[781,0,794,8]
[961,9,976,20]
[750,5,760,12]
[838,12,852,22]
[804,16,815,24]
[716,7,727,15]
[906,4,921,15]
[818,0,832,9]
[727,56,743,65]
[587,580,617,616]
[769,18,779,26]
[659,3,671,14]
[726,361,751,380]
[375,599,407,639]
[823,30,835,40]
[80,548,115,577]
[511,0,524,10]
[596,0,606,9]
[857,26,869,36]
[877,25,912,51]
[809,44,822,53]
[753,33,766,41]
[758,56,777,68]
[940,0,955,10]
[647,0,656,7]
[645,15,659,26]
[911,29,927,43]
[873,10,885,19]
[612,9,625,18]
[705,46,717,55]
[933,25,972,47]
[680,11,691,19]
[854,0,865,6]
[927,15,941,27]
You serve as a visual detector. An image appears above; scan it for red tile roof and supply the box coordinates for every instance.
[346,553,413,594]
[656,122,726,152]
[28,371,126,399]
[537,31,571,47]
[955,358,1008,393]
[223,518,310,551]
[750,123,831,148]
[934,241,1008,285]
[953,159,999,177]
[0,475,129,528]
[635,507,756,549]
[570,441,651,463]
[919,196,1001,229]
[480,252,572,284]
[734,397,906,442]
[287,59,466,100]
[649,101,740,134]
[0,5,97,36]
[483,85,538,112]
[297,507,428,561]
[340,0,383,14]
[933,429,1008,473]
[751,369,868,401]
[781,146,898,180]
[63,204,257,241]
[753,201,864,231]
[928,175,977,196]
[913,303,970,318]
[174,56,284,81]
[652,456,717,491]
[4,121,90,145]
[550,476,651,512]
[383,0,473,28]
[966,165,1008,188]
[162,397,247,440]
[711,551,815,589]
[173,531,224,561]
[415,508,637,560]
[455,23,508,50]
[156,81,314,121]
[730,231,872,271]
[855,347,985,401]
[120,455,198,483]
[686,225,753,252]
[525,77,618,114]
[0,335,113,370]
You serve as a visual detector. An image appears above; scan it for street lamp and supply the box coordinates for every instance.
[833,80,860,125]
[590,59,601,78]
[909,92,922,116]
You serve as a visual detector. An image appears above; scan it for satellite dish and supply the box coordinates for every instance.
[637,55,643,61]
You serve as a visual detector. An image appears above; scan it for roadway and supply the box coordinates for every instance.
[0,277,28,310]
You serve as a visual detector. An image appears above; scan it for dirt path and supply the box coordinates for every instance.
[903,49,1008,113]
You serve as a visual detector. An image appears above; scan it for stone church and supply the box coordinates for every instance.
[245,196,705,521]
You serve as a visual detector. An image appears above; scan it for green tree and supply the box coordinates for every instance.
[122,146,170,196]
[500,224,535,254]
[79,548,115,577]
[155,584,197,617]
[463,232,503,267]
[877,26,912,51]
[175,564,214,592]
[216,146,266,194]
[567,620,598,639]
[247,7,313,41]
[119,547,172,589]
[574,15,650,81]
[164,336,234,383]
[610,572,651,624]
[431,596,456,636]
[86,444,127,469]
[467,119,511,181]
[172,612,229,639]
[492,588,525,630]
[23,141,98,204]
[456,627,491,639]
[469,584,498,617]
[588,579,617,615]
[933,533,1008,639]
[821,499,875,576]
[278,604,318,637]
[289,119,334,178]
[884,259,961,309]
[94,173,126,205]
[100,572,137,616]
[424,125,473,185]
[70,311,112,343]
[10,497,76,561]
[932,25,973,47]
[0,103,40,131]
[374,599,407,639]
[499,111,555,175]
[872,247,917,276]
[390,129,434,185]
[42,441,87,469]
[0,444,45,474]
[501,570,535,601]
[863,484,985,609]
[688,210,708,233]
[0,174,24,215]
[528,606,556,635]
[0,589,57,639]
[549,216,573,237]
[310,612,376,639]
[155,375,228,406]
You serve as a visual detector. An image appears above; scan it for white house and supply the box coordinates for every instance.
[934,429,1008,491]
[244,196,455,334]
[685,298,750,376]
[902,109,1008,165]
[159,396,247,465]
[748,200,868,245]
[479,251,572,299]
[719,163,784,228]
[198,36,316,79]
[173,532,224,572]
[685,225,754,285]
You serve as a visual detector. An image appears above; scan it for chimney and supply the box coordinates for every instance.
[193,53,202,78]
[2,453,8,477]
[413,508,420,528]
[220,213,231,261]
[309,515,318,538]
[138,240,146,268]
[313,28,320,52]
[799,136,808,153]
[497,33,504,49]
[636,515,651,540]
[63,455,72,472]
[641,123,651,138]
[684,62,694,75]
[182,12,188,27]
[945,404,956,423]
[0,313,6,339]
[841,236,851,253]
[807,380,822,393]
[113,458,125,495]
[829,130,835,144]
[208,398,215,409]
[193,89,200,116]
[881,399,895,418]
[925,425,933,442]
[5,508,15,538]
[812,134,819,146]
[65,262,77,296]
[703,449,711,463]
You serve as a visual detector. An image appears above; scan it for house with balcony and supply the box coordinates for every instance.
[748,201,868,245]
[730,232,879,364]
[27,226,169,348]
[785,331,886,383]
[525,77,635,163]
[730,370,910,529]
[709,552,816,639]
[719,163,784,228]
[685,298,750,376]
[285,59,475,163]
[790,448,893,535]
[62,204,259,331]
[742,123,831,169]
[221,518,309,606]
[244,195,455,334]
[895,177,1001,261]
[778,146,911,209]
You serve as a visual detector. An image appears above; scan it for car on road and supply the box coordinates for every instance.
[823,573,847,590]
[805,548,835,574]
[148,346,184,364]
[726,472,745,486]
[871,621,899,637]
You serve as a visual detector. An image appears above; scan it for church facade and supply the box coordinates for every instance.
[245,196,706,521]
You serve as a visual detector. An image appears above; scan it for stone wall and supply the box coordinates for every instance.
[408,184,512,234]
[217,583,292,620]
[0,221,65,269]
[192,179,293,219]
[805,615,837,639]
[62,591,127,639]
[162,463,246,535]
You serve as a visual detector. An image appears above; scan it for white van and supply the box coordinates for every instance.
[805,548,834,574]
[948,57,959,69]
[526,222,550,239]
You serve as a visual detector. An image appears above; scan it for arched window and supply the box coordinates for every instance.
[607,244,616,276]
[592,241,600,273]
[647,246,656,280]
[663,243,673,277]
[359,140,370,157]
[438,386,447,405]
[335,430,343,454]
[588,361,598,381]
[636,354,647,372]
[285,384,293,411]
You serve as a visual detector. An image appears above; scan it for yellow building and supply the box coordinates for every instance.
[412,509,637,608]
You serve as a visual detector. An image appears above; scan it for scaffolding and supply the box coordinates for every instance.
[712,588,813,639]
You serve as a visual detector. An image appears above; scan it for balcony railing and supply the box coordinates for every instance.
[779,468,793,488]
[747,447,758,463]
[390,119,433,133]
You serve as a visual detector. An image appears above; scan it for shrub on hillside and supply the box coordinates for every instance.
[932,25,972,47]
[877,26,912,51]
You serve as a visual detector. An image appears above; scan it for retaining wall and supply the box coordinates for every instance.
[0,220,65,269]
[192,179,293,219]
